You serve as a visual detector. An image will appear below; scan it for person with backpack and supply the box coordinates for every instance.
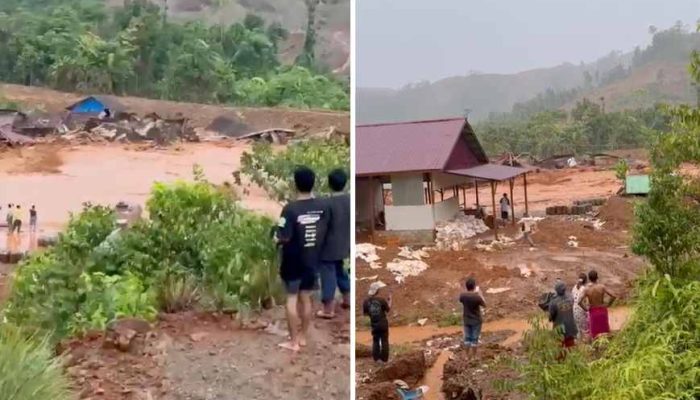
[363,281,391,363]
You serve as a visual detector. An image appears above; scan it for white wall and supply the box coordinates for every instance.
[391,174,424,206]
[356,179,384,225]
[385,205,434,230]
[433,197,459,222]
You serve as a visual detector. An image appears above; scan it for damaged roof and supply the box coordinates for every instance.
[356,117,488,176]
[66,95,127,113]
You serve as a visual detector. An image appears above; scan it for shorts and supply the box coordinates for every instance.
[463,323,482,347]
[562,336,576,348]
[282,271,317,294]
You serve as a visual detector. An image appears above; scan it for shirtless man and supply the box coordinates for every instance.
[578,270,616,339]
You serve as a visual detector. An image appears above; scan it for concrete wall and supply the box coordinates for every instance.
[356,179,384,226]
[391,174,424,206]
[385,205,434,230]
[433,196,459,222]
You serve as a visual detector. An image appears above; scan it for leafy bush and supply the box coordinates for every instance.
[240,139,350,202]
[3,176,281,339]
[614,159,628,181]
[0,325,73,400]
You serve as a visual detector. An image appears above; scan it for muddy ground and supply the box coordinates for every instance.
[62,309,350,400]
[0,83,349,134]
[356,166,646,399]
[356,196,642,327]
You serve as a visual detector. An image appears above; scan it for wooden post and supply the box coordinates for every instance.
[462,186,467,209]
[369,177,376,236]
[474,179,480,207]
[490,181,498,240]
[509,178,515,225]
[523,173,529,215]
[440,188,444,201]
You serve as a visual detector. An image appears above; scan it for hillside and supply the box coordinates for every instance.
[358,25,700,124]
[105,0,350,74]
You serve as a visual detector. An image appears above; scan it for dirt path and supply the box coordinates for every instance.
[0,143,280,245]
[65,310,350,400]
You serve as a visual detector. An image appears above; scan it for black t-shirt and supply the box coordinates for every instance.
[363,296,389,330]
[30,209,37,218]
[277,197,330,281]
[459,292,485,326]
[321,193,350,262]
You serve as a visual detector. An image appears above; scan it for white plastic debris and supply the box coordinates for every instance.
[398,246,430,260]
[518,264,532,278]
[386,259,429,284]
[485,287,512,294]
[356,243,384,269]
[567,157,578,168]
[417,318,428,326]
[435,215,490,250]
[474,235,516,252]
[357,275,378,281]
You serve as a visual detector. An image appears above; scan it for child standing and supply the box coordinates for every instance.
[459,277,486,356]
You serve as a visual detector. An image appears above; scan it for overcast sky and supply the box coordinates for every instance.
[356,0,700,88]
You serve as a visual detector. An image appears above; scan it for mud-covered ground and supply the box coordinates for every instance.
[356,196,643,328]
[61,309,350,400]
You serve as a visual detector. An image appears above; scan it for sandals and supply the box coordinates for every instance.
[315,310,335,319]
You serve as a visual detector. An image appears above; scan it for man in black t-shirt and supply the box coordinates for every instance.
[362,281,391,363]
[317,169,351,319]
[459,277,486,356]
[276,166,330,352]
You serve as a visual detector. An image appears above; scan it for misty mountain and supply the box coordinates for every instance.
[357,25,700,124]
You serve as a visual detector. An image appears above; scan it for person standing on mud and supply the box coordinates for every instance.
[549,280,578,348]
[459,277,486,356]
[29,205,38,233]
[12,205,22,234]
[519,213,536,247]
[571,273,589,340]
[6,204,13,232]
[317,169,351,319]
[500,193,511,222]
[578,270,616,340]
[275,167,330,352]
[363,281,391,363]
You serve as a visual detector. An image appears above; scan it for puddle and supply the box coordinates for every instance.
[423,350,451,400]
[357,306,632,346]
[1,232,37,254]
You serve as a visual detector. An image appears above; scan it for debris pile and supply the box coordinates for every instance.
[386,259,429,284]
[356,243,384,269]
[474,235,516,252]
[436,215,490,250]
[77,113,199,145]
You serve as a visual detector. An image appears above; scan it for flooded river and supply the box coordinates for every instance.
[0,143,280,252]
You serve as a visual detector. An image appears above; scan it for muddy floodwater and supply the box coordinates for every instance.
[0,143,280,250]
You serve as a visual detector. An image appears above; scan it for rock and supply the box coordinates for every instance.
[37,233,59,247]
[104,318,151,353]
[189,332,208,342]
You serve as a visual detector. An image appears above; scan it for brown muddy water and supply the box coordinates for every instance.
[0,143,280,252]
[358,306,632,400]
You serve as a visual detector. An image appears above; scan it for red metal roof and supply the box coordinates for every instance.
[356,118,488,176]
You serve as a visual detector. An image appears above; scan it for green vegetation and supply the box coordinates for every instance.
[2,173,279,339]
[502,30,700,399]
[0,325,73,400]
[0,0,349,110]
[475,99,670,159]
[240,138,350,202]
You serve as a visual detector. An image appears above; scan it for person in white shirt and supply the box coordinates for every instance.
[499,193,511,221]
[520,213,537,247]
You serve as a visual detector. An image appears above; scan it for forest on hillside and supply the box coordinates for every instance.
[357,23,700,123]
[0,0,349,110]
